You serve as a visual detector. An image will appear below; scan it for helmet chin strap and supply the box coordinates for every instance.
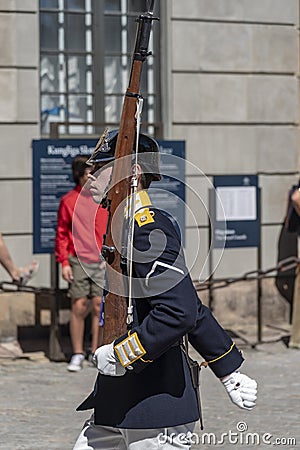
[127,96,144,326]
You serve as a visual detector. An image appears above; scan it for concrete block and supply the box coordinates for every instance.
[173,125,256,175]
[185,175,211,227]
[185,227,210,281]
[262,278,290,324]
[17,69,39,122]
[173,22,297,74]
[213,280,259,323]
[0,321,17,339]
[172,125,298,175]
[172,21,249,72]
[0,13,38,66]
[40,309,51,326]
[9,292,35,326]
[211,278,289,327]
[0,293,10,321]
[0,14,15,66]
[260,174,298,223]
[212,246,257,278]
[0,180,32,233]
[16,13,39,67]
[247,75,298,123]
[256,126,298,172]
[172,0,298,25]
[0,292,36,340]
[0,70,17,121]
[0,124,39,178]
[173,74,298,123]
[252,26,297,73]
[0,69,38,122]
[173,73,245,123]
[0,0,38,12]
[261,224,282,271]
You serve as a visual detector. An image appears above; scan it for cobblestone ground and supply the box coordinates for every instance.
[0,341,299,450]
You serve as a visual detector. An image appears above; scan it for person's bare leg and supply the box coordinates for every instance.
[70,296,88,354]
[91,296,101,352]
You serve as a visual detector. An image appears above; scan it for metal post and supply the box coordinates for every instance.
[289,237,300,348]
[208,189,214,311]
[257,187,262,344]
[48,123,65,361]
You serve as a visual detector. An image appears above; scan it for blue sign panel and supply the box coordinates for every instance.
[213,175,260,248]
[32,139,98,254]
[32,139,185,254]
[153,140,186,244]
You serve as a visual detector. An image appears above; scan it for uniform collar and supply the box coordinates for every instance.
[124,190,152,219]
[134,190,152,213]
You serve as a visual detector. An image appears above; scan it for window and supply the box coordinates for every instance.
[40,0,161,136]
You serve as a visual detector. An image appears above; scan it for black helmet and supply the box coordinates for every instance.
[86,129,161,181]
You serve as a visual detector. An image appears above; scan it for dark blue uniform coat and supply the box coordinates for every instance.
[77,196,243,429]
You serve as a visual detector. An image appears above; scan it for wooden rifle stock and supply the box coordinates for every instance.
[101,3,158,344]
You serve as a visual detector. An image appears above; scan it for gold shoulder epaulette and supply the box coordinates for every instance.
[135,208,155,227]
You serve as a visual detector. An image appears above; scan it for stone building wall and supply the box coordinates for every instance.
[0,0,298,339]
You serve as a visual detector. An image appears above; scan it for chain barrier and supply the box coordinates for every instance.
[1,256,297,351]
[193,256,299,347]
[194,256,300,291]
[0,281,55,295]
[0,256,299,295]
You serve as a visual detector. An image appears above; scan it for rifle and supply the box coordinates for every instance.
[100,1,158,344]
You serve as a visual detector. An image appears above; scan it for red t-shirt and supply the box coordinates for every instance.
[55,185,108,266]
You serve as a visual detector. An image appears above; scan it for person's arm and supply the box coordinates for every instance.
[0,233,19,281]
[0,233,39,284]
[54,199,73,282]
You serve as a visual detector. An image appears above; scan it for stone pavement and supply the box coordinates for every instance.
[0,339,299,450]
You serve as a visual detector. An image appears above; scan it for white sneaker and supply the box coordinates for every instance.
[67,354,85,372]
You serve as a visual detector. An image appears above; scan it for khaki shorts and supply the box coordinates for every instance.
[68,255,105,300]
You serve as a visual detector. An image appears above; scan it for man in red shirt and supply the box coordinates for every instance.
[55,156,108,372]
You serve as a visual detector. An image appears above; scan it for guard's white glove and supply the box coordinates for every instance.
[93,343,126,377]
[221,371,257,410]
